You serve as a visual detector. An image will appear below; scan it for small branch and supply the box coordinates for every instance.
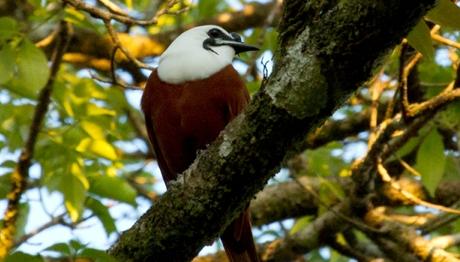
[97,0,128,16]
[419,201,460,234]
[328,237,376,262]
[13,214,66,248]
[364,208,460,262]
[430,233,460,249]
[377,163,460,215]
[63,0,186,26]
[432,34,460,49]
[368,70,386,147]
[103,19,154,70]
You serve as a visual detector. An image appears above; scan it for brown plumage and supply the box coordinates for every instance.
[141,65,259,262]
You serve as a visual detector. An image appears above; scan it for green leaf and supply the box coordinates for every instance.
[444,155,460,180]
[15,203,30,239]
[79,248,118,262]
[407,20,434,60]
[318,179,342,215]
[76,138,118,160]
[50,169,88,222]
[8,39,50,98]
[415,129,446,195]
[5,252,43,262]
[89,175,136,205]
[0,17,18,40]
[0,43,16,84]
[0,174,12,199]
[63,175,87,222]
[86,197,117,236]
[290,216,311,235]
[426,0,460,29]
[305,142,345,177]
[43,243,72,256]
[69,239,86,252]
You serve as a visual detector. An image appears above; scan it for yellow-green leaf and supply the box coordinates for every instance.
[81,120,105,140]
[86,197,117,236]
[290,216,311,235]
[415,129,446,195]
[86,104,116,116]
[9,39,50,98]
[426,0,460,29]
[88,175,136,205]
[0,43,15,84]
[407,20,434,60]
[76,138,118,160]
[0,17,18,40]
[49,171,87,222]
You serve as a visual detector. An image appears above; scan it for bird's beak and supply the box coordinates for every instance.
[214,33,259,54]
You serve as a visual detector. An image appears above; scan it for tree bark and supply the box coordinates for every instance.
[108,0,436,261]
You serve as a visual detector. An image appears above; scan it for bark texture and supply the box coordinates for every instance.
[108,0,436,261]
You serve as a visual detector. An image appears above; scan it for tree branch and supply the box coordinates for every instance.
[107,1,435,261]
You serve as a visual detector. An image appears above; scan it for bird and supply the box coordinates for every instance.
[141,25,259,262]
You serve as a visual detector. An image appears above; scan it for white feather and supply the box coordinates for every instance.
[157,25,236,84]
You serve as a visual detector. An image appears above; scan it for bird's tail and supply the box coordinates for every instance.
[221,209,259,262]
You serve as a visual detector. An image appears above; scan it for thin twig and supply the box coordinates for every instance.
[377,163,460,215]
[104,19,154,70]
[97,0,128,16]
[432,34,460,50]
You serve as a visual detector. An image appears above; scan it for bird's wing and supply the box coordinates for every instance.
[218,66,258,261]
[221,209,259,262]
[143,114,177,183]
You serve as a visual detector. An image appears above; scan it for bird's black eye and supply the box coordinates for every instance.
[207,28,222,38]
[230,32,242,42]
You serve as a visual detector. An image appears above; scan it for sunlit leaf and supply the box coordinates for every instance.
[88,174,136,205]
[415,129,446,195]
[76,138,118,160]
[8,39,50,98]
[86,103,116,117]
[64,7,102,33]
[81,120,105,140]
[86,197,117,236]
[125,0,133,9]
[62,175,87,222]
[0,17,18,40]
[407,20,434,60]
[48,169,88,222]
[426,0,460,29]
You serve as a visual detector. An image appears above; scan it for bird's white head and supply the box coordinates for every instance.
[157,25,258,84]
